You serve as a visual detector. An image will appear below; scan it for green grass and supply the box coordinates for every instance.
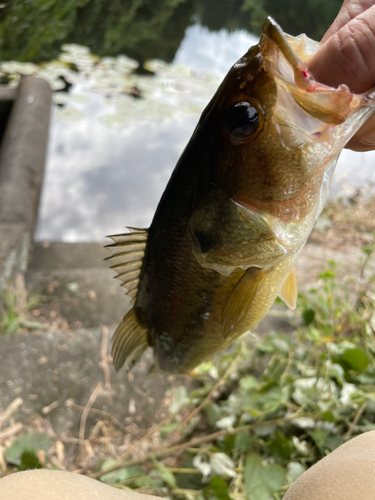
[0,283,44,335]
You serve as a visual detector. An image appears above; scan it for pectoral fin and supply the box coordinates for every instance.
[221,267,266,339]
[278,266,297,310]
[111,308,149,371]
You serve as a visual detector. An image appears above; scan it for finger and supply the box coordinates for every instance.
[321,0,375,43]
[346,114,375,151]
[308,4,375,93]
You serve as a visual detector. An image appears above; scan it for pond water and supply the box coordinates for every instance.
[1,1,374,242]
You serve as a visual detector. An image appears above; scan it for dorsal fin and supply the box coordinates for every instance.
[105,227,148,304]
[278,266,297,310]
[111,308,149,371]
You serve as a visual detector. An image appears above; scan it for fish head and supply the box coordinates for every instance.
[194,17,375,207]
[188,17,375,276]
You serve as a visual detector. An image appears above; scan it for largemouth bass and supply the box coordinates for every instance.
[107,18,375,374]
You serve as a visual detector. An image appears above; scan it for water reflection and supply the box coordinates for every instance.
[34,33,225,241]
[39,103,199,241]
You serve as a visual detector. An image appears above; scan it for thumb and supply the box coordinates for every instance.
[308,5,375,151]
[308,5,375,94]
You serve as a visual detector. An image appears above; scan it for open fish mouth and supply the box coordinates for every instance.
[260,17,375,137]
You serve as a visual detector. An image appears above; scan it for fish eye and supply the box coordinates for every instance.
[226,101,262,142]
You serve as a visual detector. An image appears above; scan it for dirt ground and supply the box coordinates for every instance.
[309,194,375,250]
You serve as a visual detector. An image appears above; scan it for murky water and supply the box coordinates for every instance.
[1,3,374,242]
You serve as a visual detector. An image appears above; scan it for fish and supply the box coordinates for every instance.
[106,17,375,374]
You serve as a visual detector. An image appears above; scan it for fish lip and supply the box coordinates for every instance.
[261,16,315,92]
[260,17,375,127]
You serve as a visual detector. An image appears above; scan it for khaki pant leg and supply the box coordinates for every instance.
[2,432,375,500]
[284,430,375,500]
[0,469,162,500]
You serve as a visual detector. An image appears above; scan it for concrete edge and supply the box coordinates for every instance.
[0,77,52,233]
[0,85,17,146]
[0,77,52,307]
[0,224,29,313]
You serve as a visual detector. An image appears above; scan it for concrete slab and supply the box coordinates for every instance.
[26,268,128,329]
[0,328,186,437]
[29,242,109,270]
[26,242,128,328]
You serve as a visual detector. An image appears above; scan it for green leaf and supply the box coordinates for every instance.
[240,376,258,390]
[152,457,177,488]
[263,355,287,379]
[308,429,327,453]
[324,434,343,451]
[5,433,50,466]
[233,433,254,457]
[18,448,43,471]
[160,422,179,436]
[321,411,335,422]
[176,458,203,490]
[204,402,222,427]
[268,432,291,460]
[338,347,369,372]
[222,434,236,456]
[286,462,305,483]
[303,308,315,326]
[196,361,214,373]
[100,460,143,483]
[257,383,283,413]
[244,454,285,500]
[318,270,335,280]
[207,476,231,500]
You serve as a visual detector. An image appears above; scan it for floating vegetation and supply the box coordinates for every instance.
[54,106,85,122]
[1,44,220,127]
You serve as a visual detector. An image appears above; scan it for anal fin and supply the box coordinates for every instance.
[111,308,149,371]
[278,266,297,310]
[221,267,266,339]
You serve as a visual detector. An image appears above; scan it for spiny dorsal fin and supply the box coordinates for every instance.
[221,267,266,339]
[105,228,148,304]
[111,308,149,371]
[278,266,297,310]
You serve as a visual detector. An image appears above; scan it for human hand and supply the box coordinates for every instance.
[308,0,375,151]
